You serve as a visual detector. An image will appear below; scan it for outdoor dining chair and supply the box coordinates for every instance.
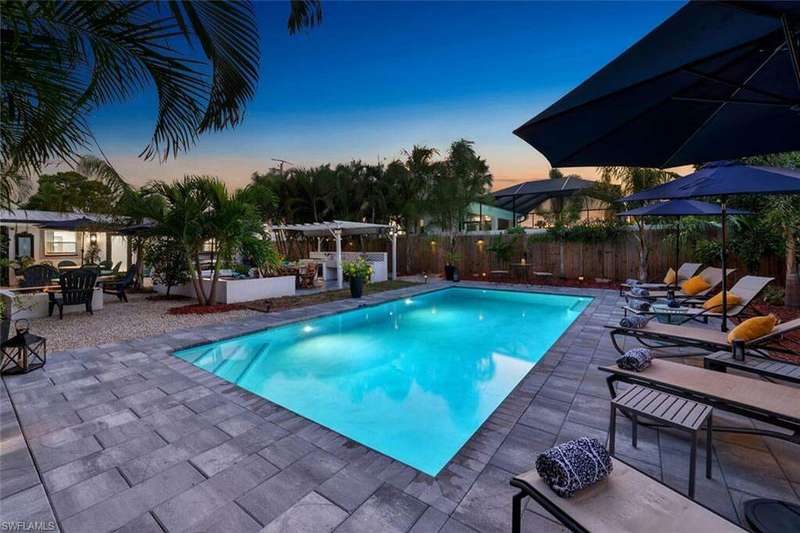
[101,267,136,302]
[48,268,98,319]
[20,264,59,288]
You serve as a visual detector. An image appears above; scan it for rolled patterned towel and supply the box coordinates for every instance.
[625,278,640,286]
[616,347,653,371]
[535,437,614,498]
[628,299,651,312]
[630,286,650,297]
[619,315,652,329]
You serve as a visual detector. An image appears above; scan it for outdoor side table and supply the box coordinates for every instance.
[609,385,712,499]
[1,330,47,375]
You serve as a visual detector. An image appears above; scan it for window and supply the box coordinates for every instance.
[44,230,77,255]
[14,232,34,259]
[497,218,510,230]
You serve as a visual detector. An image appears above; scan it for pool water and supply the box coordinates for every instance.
[175,287,591,475]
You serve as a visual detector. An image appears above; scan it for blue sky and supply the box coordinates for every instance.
[89,1,684,189]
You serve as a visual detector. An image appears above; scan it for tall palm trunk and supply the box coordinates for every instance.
[785,227,800,307]
[635,220,649,280]
[191,254,208,305]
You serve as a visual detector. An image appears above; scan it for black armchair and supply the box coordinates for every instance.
[101,267,136,303]
[21,264,59,287]
[48,268,98,319]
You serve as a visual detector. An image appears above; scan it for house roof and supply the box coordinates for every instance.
[492,176,598,215]
[0,209,112,225]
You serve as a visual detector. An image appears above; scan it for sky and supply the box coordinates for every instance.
[83,0,685,190]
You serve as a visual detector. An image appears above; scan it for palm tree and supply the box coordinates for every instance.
[1,0,322,200]
[599,166,678,280]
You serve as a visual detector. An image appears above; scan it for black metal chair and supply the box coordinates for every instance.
[101,266,136,303]
[57,260,77,270]
[48,268,98,319]
[21,264,58,288]
[98,260,113,269]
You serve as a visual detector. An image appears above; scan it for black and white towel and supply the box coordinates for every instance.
[535,437,613,498]
[619,315,652,329]
[629,286,650,297]
[628,299,651,312]
[616,348,652,371]
[625,278,640,286]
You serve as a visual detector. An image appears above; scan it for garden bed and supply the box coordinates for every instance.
[167,302,247,315]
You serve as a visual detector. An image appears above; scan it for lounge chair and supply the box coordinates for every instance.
[600,359,800,444]
[619,262,702,294]
[57,260,77,270]
[511,457,743,533]
[48,268,98,319]
[623,267,733,301]
[101,267,136,302]
[623,275,774,325]
[607,317,800,358]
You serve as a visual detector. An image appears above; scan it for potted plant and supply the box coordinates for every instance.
[444,250,460,281]
[343,257,373,298]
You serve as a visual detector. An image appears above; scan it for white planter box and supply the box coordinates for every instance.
[1,288,104,320]
[156,275,295,303]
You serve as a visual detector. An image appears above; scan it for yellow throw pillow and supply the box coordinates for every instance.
[681,275,711,296]
[702,291,743,311]
[663,268,677,285]
[728,314,778,344]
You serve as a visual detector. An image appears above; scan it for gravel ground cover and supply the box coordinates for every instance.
[29,293,260,352]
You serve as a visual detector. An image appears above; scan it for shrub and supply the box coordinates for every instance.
[144,238,190,296]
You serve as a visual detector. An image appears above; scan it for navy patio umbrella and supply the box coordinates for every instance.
[514,1,800,168]
[617,199,751,293]
[620,162,800,331]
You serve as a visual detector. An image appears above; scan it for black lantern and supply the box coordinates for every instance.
[1,320,46,374]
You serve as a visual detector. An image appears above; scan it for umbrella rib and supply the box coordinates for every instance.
[662,41,785,168]
[680,67,799,104]
[528,33,784,167]
[514,32,779,133]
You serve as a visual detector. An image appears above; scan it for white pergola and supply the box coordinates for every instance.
[269,220,397,288]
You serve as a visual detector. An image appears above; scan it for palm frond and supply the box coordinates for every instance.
[288,0,322,34]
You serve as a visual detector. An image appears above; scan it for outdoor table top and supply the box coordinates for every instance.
[613,385,712,431]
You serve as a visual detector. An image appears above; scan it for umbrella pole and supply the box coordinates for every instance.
[674,221,680,293]
[721,199,728,332]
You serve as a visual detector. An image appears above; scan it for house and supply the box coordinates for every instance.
[0,209,133,286]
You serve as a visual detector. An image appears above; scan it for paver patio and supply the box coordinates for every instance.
[2,281,798,532]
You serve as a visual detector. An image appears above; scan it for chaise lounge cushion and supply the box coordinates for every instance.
[728,314,778,344]
[702,291,742,311]
[663,268,677,285]
[681,275,710,295]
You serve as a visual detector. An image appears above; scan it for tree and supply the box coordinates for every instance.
[740,152,800,307]
[24,172,116,213]
[1,0,321,197]
[149,176,264,305]
[599,166,678,280]
[144,238,190,296]
[426,140,492,256]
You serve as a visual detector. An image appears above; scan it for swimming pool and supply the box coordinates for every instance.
[175,287,591,475]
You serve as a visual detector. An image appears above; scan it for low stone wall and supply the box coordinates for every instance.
[156,275,296,303]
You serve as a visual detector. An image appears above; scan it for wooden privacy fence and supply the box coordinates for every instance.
[285,230,787,286]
